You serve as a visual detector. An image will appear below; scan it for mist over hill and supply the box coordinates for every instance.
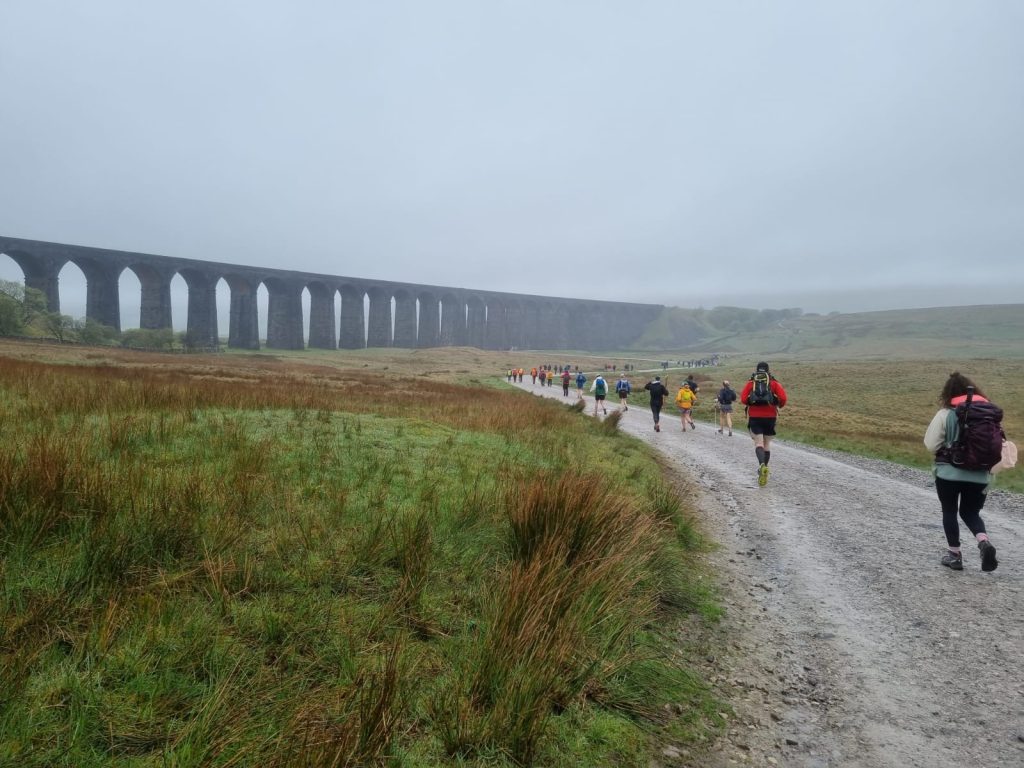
[635,303,1024,360]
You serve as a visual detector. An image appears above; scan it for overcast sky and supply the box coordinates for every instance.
[2,0,1023,319]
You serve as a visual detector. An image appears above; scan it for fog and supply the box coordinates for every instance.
[2,1,1022,325]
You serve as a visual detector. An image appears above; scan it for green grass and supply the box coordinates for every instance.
[0,354,724,767]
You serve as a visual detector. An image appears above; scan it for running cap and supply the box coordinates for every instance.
[756,361,769,372]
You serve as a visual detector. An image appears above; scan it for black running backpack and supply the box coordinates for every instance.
[748,371,775,406]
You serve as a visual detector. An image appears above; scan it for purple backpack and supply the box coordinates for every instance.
[949,389,1005,471]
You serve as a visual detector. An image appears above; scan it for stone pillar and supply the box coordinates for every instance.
[24,271,61,313]
[1,249,60,312]
[339,286,365,349]
[466,299,486,348]
[82,261,121,331]
[505,303,524,349]
[266,279,304,349]
[485,301,506,350]
[440,295,464,346]
[307,283,337,349]
[227,277,260,349]
[518,302,537,349]
[417,294,440,347]
[392,293,417,348]
[182,270,219,347]
[138,266,173,330]
[366,288,392,348]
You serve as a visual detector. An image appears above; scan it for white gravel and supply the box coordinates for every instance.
[514,382,1024,768]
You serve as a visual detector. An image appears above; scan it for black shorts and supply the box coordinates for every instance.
[617,391,628,399]
[747,417,777,436]
[595,394,606,401]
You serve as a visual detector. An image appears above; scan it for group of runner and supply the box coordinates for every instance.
[636,362,786,487]
[570,364,1006,573]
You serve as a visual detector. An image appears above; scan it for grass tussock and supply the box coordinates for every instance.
[433,471,671,762]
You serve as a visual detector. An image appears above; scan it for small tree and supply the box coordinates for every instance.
[40,312,76,342]
[121,327,175,350]
[0,280,49,336]
[0,292,22,336]
[73,318,120,345]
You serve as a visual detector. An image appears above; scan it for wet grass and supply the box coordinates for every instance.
[0,351,723,767]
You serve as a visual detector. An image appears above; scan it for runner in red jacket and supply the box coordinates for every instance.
[739,361,788,486]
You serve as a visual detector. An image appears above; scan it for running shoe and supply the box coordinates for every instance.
[941,550,964,570]
[979,540,998,572]
[654,423,660,432]
[757,464,769,487]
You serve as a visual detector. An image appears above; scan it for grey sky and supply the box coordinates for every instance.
[2,0,1023,321]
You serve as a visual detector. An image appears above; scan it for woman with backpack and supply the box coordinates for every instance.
[924,372,999,572]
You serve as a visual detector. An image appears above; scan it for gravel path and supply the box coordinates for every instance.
[513,381,1024,768]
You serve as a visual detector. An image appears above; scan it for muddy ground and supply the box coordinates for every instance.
[515,381,1024,768]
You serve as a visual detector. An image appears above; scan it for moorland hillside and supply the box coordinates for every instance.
[635,303,1024,360]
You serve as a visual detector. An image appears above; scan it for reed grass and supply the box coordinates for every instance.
[0,349,721,767]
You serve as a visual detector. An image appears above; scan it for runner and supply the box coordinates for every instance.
[538,369,546,387]
[575,370,587,399]
[923,372,1000,572]
[561,368,571,397]
[590,374,609,415]
[685,373,700,397]
[675,381,697,431]
[644,375,670,432]
[717,379,737,435]
[615,374,631,411]
[739,362,788,486]
[531,367,538,385]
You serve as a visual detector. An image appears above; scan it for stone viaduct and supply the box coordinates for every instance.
[0,236,663,351]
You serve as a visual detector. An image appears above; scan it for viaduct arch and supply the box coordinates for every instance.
[0,236,662,351]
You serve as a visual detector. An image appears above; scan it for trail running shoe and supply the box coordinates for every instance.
[941,551,964,570]
[654,423,660,432]
[979,540,998,572]
[757,464,769,487]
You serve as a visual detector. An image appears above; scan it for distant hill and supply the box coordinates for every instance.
[633,304,1024,360]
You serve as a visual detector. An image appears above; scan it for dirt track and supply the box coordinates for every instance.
[514,380,1024,768]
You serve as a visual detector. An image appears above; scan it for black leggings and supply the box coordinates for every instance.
[651,402,663,423]
[935,477,988,548]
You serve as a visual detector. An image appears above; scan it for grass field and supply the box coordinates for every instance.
[0,344,724,767]
[2,324,1022,765]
